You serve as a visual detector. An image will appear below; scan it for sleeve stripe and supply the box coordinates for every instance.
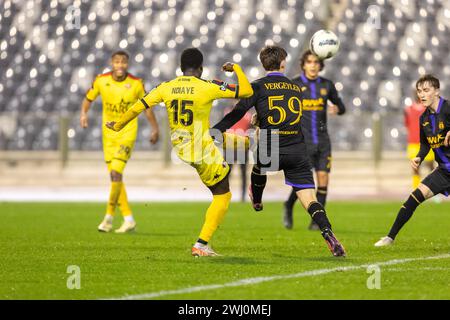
[234,85,239,98]
[140,98,150,109]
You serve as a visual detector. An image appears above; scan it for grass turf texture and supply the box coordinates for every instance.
[1,201,449,300]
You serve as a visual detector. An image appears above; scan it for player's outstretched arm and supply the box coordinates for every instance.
[414,126,430,168]
[222,62,253,98]
[106,101,146,132]
[80,98,92,128]
[144,108,160,144]
[106,87,163,132]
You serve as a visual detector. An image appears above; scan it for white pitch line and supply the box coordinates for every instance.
[103,253,450,300]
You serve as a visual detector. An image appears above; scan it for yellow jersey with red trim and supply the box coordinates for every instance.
[134,76,238,163]
[86,72,145,140]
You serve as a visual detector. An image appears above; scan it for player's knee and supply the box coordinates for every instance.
[404,188,426,209]
[110,170,123,182]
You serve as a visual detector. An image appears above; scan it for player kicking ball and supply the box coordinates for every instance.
[213,46,346,257]
[375,75,450,247]
[105,48,253,256]
[80,50,159,233]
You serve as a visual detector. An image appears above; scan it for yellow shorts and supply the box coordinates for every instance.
[103,138,135,174]
[407,143,434,162]
[190,145,230,187]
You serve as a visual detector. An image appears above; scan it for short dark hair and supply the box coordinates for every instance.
[416,74,440,90]
[300,50,324,72]
[259,45,287,71]
[111,50,129,60]
[180,48,203,72]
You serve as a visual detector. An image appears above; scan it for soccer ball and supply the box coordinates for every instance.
[309,30,340,60]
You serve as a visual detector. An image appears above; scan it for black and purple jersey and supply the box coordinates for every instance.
[292,74,346,145]
[417,98,450,172]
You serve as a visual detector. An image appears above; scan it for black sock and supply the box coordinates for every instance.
[285,188,297,208]
[307,202,332,231]
[388,189,425,240]
[250,166,267,204]
[197,238,208,245]
[316,186,328,207]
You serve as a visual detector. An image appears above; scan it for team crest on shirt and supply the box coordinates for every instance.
[125,83,131,89]
[301,86,308,92]
[439,121,444,130]
[320,88,328,96]
[422,122,429,127]
[220,82,228,91]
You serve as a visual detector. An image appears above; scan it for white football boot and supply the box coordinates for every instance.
[374,236,394,247]
[115,220,136,233]
[98,219,113,232]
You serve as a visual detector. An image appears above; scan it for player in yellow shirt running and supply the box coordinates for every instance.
[106,48,253,256]
[80,50,159,233]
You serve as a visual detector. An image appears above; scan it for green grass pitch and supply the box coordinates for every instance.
[1,201,449,300]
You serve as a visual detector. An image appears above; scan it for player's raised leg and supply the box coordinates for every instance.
[296,188,346,257]
[248,165,266,211]
[375,183,433,247]
[192,165,232,257]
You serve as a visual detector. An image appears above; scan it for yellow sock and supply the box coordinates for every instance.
[106,181,123,216]
[412,175,421,189]
[118,184,132,217]
[198,192,232,242]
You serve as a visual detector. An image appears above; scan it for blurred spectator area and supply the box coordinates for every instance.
[0,0,449,152]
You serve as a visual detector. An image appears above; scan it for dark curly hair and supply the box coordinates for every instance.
[300,50,324,72]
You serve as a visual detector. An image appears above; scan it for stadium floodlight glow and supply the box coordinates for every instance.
[30,71,38,82]
[151,68,160,77]
[364,128,373,138]
[394,9,402,18]
[290,39,299,48]
[54,68,62,78]
[250,67,259,78]
[233,53,242,63]
[135,53,143,63]
[341,66,350,76]
[207,11,216,21]
[419,8,427,17]
[168,40,176,48]
[359,80,369,91]
[67,129,76,139]
[70,84,78,93]
[337,23,346,34]
[112,11,120,21]
[6,68,13,78]
[143,39,152,48]
[1,52,7,60]
[390,128,399,139]
[241,39,250,48]
[424,51,432,61]
[367,66,376,76]
[248,25,257,34]
[431,37,439,46]
[304,11,314,20]
[335,82,344,91]
[95,40,104,49]
[0,84,3,92]
[256,11,264,20]
[192,39,201,47]
[0,40,7,51]
[353,97,362,106]
[119,39,128,49]
[393,67,401,76]
[404,97,412,106]
[265,39,274,46]
[297,24,306,34]
[418,66,426,76]
[39,55,46,64]
[159,54,169,64]
[379,97,387,106]
[200,25,208,35]
[385,81,394,91]
[400,51,408,61]
[273,25,282,34]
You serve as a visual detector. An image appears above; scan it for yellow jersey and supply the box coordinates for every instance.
[86,72,145,140]
[131,76,239,163]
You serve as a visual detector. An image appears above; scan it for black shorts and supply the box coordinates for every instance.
[306,141,332,173]
[421,168,450,197]
[257,152,315,191]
